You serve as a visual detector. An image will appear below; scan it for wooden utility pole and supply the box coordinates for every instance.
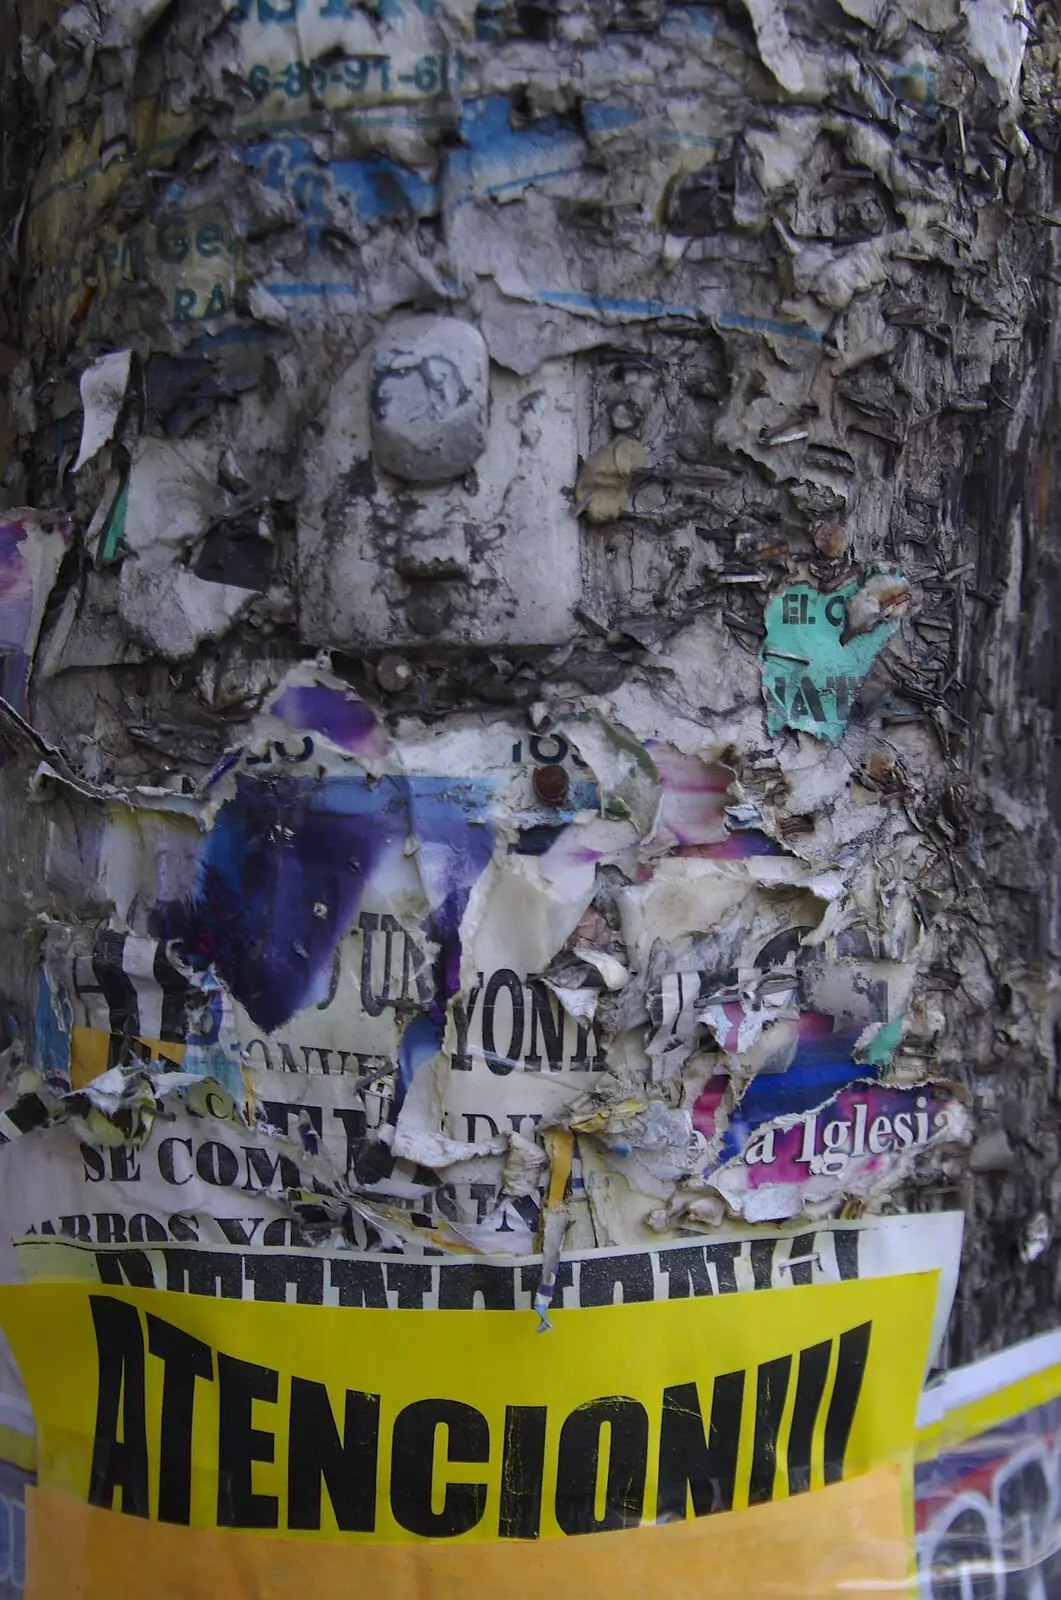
[1,0,1059,1384]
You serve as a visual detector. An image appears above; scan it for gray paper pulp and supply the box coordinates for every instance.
[3,0,1052,1375]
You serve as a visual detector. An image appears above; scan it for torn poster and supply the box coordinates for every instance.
[73,351,132,474]
[0,515,69,712]
[18,1469,915,1599]
[12,1207,964,1364]
[701,1079,972,1223]
[9,663,965,1264]
[916,1327,1061,1597]
[0,1271,936,1539]
[760,575,910,742]
[0,1450,30,1600]
[1,0,1055,1588]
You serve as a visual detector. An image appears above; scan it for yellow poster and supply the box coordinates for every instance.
[0,1273,933,1552]
[24,1465,910,1599]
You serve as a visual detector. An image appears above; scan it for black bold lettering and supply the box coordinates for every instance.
[833,1229,860,1281]
[330,1259,388,1308]
[524,982,564,1072]
[703,1242,741,1294]
[158,1137,193,1185]
[3,1092,50,1139]
[521,1260,574,1306]
[300,1047,333,1072]
[578,1254,654,1306]
[96,1250,154,1288]
[243,1255,324,1305]
[480,970,524,1074]
[469,1183,499,1222]
[164,1249,242,1297]
[555,1397,648,1534]
[748,1355,791,1504]
[451,985,481,1071]
[92,929,139,1035]
[396,925,432,1004]
[390,1400,489,1537]
[460,1115,500,1145]
[657,1246,712,1299]
[569,1017,606,1071]
[656,1375,744,1522]
[129,1214,168,1243]
[241,1146,300,1192]
[261,1218,309,1247]
[824,1322,871,1484]
[147,1315,214,1523]
[216,1218,264,1247]
[109,1147,141,1182]
[799,674,825,722]
[498,1405,547,1539]
[287,1380,380,1532]
[217,1353,279,1528]
[385,1263,433,1308]
[438,1264,515,1310]
[88,1296,149,1516]
[153,944,192,1043]
[81,1145,106,1182]
[782,1233,816,1287]
[330,1107,366,1173]
[750,1238,776,1290]
[786,1340,831,1495]
[358,913,388,1016]
[196,1142,239,1186]
[258,1103,323,1143]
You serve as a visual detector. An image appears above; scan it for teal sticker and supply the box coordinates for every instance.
[97,472,128,566]
[859,1016,903,1066]
[759,580,899,743]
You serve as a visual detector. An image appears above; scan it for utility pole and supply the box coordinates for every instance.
[0,0,1060,1587]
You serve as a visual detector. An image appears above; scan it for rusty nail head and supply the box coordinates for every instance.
[533,764,569,805]
[376,653,414,693]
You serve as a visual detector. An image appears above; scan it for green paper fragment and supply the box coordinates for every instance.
[559,710,660,835]
[98,472,128,566]
[860,1016,903,1066]
[759,579,899,743]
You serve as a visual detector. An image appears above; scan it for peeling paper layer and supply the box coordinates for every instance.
[4,666,967,1269]
[760,578,907,743]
